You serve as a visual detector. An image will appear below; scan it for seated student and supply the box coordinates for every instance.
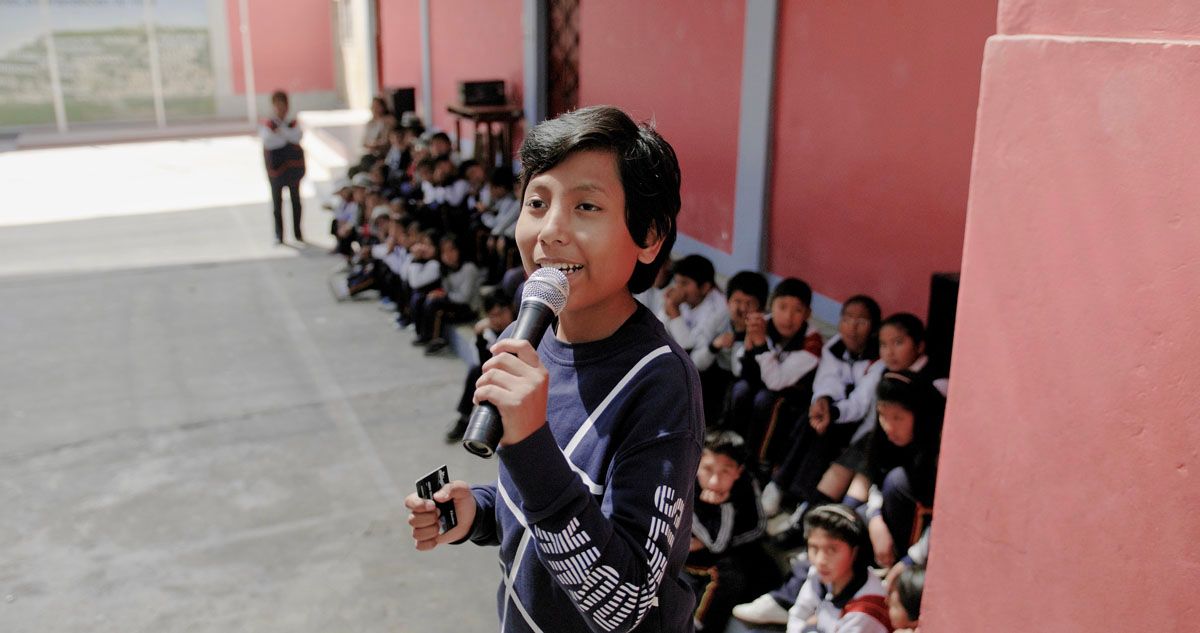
[781,505,890,633]
[383,125,413,176]
[460,159,491,213]
[427,131,457,164]
[335,205,393,299]
[367,161,401,201]
[763,295,883,525]
[445,290,515,443]
[887,565,923,633]
[422,156,471,232]
[416,233,482,354]
[374,215,414,310]
[397,229,442,330]
[692,270,769,429]
[861,371,945,567]
[683,431,779,633]
[816,313,949,514]
[660,255,728,353]
[479,169,522,282]
[728,278,824,475]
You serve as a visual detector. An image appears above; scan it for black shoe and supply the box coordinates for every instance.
[412,337,430,347]
[424,338,448,355]
[445,416,468,443]
[294,232,304,242]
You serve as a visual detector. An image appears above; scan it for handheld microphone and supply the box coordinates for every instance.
[463,267,570,458]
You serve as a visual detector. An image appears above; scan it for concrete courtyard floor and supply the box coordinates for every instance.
[0,134,501,632]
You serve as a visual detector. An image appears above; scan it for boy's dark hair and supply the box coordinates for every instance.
[726,271,769,308]
[843,294,882,332]
[673,254,716,289]
[880,312,926,347]
[771,277,813,309]
[703,430,749,466]
[270,90,288,104]
[518,105,681,294]
[894,565,925,622]
[458,159,481,179]
[875,370,946,441]
[489,168,515,191]
[415,157,437,172]
[371,95,391,114]
[802,504,874,572]
[483,289,514,313]
[430,131,451,145]
[395,216,414,230]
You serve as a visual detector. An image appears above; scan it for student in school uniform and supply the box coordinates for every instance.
[259,90,305,244]
[659,254,729,355]
[690,271,770,429]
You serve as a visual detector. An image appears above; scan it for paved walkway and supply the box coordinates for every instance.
[0,134,502,632]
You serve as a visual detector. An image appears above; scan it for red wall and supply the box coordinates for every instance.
[578,0,745,254]
[428,0,524,134]
[225,0,336,95]
[927,1,1200,630]
[766,0,995,316]
[379,0,423,95]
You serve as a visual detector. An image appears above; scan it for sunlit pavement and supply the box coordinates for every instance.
[0,125,502,632]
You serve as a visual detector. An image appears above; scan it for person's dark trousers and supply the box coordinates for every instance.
[418,296,475,342]
[685,545,781,633]
[271,182,303,241]
[772,421,858,506]
[726,381,801,478]
[880,466,918,559]
[698,365,733,430]
[457,364,483,418]
[767,555,811,610]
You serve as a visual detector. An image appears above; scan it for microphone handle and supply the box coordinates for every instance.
[462,301,555,458]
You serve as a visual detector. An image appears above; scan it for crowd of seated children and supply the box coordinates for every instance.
[625,253,947,632]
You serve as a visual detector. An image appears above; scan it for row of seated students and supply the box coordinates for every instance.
[632,254,943,632]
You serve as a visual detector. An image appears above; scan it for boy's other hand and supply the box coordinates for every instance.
[473,318,491,335]
[868,515,896,568]
[712,332,735,350]
[745,312,767,347]
[476,339,549,447]
[404,480,476,551]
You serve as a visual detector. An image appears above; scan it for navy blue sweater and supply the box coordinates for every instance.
[466,303,704,632]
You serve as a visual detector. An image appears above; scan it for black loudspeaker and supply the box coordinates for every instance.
[458,80,507,106]
[388,87,416,115]
[926,272,960,378]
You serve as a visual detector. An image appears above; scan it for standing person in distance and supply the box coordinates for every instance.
[259,90,306,244]
[404,106,704,632]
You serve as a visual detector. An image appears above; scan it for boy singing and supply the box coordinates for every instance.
[406,106,704,632]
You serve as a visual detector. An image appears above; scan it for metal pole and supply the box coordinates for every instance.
[144,0,167,128]
[38,0,68,133]
[238,0,257,124]
[419,0,432,122]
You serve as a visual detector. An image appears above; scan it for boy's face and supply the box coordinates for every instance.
[352,187,367,203]
[696,449,742,505]
[431,138,451,156]
[465,164,485,186]
[771,295,810,340]
[879,324,924,372]
[486,305,515,332]
[516,150,662,325]
[839,302,873,354]
[489,183,509,200]
[877,401,916,446]
[806,527,856,588]
[440,241,460,267]
[672,275,710,308]
[727,290,761,330]
[271,98,288,119]
[434,161,454,184]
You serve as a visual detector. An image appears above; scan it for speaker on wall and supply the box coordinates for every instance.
[388,87,416,115]
[926,272,960,379]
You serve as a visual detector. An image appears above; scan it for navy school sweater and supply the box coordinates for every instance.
[465,302,705,632]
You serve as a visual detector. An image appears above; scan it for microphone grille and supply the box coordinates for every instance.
[523,268,570,315]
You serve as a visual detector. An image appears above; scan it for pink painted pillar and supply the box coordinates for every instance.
[926,1,1200,631]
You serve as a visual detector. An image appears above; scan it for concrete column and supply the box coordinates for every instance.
[927,2,1200,631]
